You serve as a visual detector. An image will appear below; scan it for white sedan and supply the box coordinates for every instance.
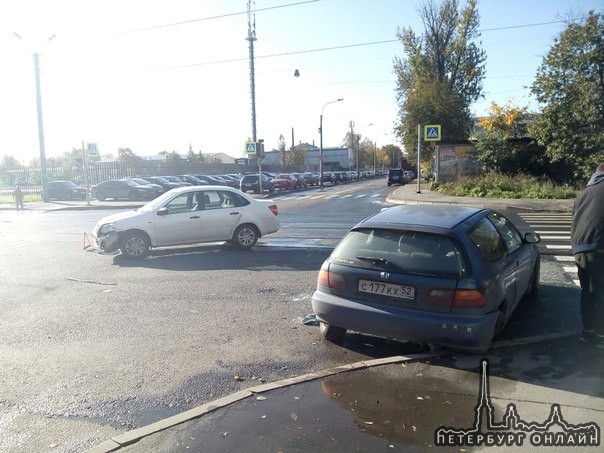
[92,186,279,259]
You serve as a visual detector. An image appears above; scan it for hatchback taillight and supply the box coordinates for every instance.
[317,270,348,290]
[427,289,485,308]
[268,205,278,216]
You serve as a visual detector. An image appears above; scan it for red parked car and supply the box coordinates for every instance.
[271,174,299,190]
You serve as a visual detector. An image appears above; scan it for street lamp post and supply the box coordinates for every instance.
[13,32,55,202]
[319,98,343,187]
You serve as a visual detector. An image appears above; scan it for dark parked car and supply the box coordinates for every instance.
[311,205,541,353]
[46,180,87,200]
[141,176,181,191]
[125,178,164,198]
[162,176,192,187]
[193,174,228,186]
[239,174,274,194]
[92,179,156,201]
[177,175,209,186]
[387,168,404,186]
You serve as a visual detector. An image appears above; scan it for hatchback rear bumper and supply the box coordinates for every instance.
[312,291,497,353]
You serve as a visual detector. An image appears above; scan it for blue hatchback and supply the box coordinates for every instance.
[311,205,541,353]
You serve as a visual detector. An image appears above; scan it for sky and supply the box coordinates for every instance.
[0,0,602,164]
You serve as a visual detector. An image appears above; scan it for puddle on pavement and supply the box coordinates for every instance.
[128,362,490,452]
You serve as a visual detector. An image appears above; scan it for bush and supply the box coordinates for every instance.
[435,172,579,199]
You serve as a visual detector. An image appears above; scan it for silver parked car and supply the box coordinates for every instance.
[311,205,541,353]
[92,186,280,259]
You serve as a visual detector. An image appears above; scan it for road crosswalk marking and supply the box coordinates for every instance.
[517,211,578,287]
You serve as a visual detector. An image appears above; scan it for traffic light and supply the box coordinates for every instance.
[257,139,265,159]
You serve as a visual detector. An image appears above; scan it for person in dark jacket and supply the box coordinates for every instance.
[571,163,604,347]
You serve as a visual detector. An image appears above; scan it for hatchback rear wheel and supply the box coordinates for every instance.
[319,322,346,343]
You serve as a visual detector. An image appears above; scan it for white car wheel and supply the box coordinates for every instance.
[233,224,258,248]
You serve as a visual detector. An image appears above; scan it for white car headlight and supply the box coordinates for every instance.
[98,223,116,235]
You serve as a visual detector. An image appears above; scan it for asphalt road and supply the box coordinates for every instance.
[0,179,581,453]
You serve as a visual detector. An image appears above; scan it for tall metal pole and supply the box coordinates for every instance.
[247,1,262,192]
[319,98,343,188]
[417,124,422,194]
[34,52,49,202]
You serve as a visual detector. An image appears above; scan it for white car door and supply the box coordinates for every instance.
[200,190,243,242]
[152,191,203,246]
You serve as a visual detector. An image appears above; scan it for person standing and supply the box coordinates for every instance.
[13,185,24,212]
[571,163,604,348]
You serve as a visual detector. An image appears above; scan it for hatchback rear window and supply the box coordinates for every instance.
[331,228,467,277]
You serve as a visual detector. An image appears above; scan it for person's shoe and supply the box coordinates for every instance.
[579,329,596,343]
[595,335,604,349]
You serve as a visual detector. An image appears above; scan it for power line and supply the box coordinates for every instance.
[123,0,322,33]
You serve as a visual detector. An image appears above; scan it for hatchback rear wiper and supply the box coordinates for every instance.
[355,256,404,270]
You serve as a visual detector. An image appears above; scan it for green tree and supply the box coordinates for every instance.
[117,148,142,164]
[530,11,604,180]
[475,102,547,176]
[382,144,402,168]
[393,0,486,163]
[286,145,306,166]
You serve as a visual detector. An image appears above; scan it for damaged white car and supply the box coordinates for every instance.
[92,185,279,259]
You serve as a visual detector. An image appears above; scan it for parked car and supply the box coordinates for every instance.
[193,174,228,186]
[304,172,320,186]
[45,180,87,200]
[292,173,308,188]
[162,176,192,187]
[92,186,280,258]
[125,178,164,198]
[271,173,299,190]
[92,179,156,201]
[311,205,541,353]
[177,175,209,186]
[141,176,181,191]
[387,168,405,186]
[239,174,275,194]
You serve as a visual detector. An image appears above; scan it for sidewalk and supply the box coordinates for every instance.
[0,181,576,213]
[88,335,603,452]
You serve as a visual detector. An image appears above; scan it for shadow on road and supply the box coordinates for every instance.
[111,246,332,272]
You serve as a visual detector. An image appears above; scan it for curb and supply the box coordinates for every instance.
[84,330,575,453]
[84,352,439,453]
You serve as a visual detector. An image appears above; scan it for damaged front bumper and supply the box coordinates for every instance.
[92,230,121,253]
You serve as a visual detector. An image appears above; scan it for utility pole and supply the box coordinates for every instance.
[246,1,263,192]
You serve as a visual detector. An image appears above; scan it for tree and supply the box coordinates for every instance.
[393,0,486,163]
[117,148,142,164]
[278,134,287,166]
[286,145,306,166]
[475,102,547,176]
[530,11,604,180]
[382,144,402,168]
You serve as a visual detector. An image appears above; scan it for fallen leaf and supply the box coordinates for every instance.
[220,432,228,438]
[256,395,267,401]
[261,415,267,419]
[234,375,244,381]
[412,426,417,432]
[417,396,424,400]
[291,412,298,421]
[364,421,374,425]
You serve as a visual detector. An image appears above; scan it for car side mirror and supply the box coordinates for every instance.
[524,232,541,244]
[157,207,169,216]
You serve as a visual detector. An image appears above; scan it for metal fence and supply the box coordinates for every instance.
[0,160,307,192]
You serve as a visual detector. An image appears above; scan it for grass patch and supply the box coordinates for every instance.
[434,172,579,199]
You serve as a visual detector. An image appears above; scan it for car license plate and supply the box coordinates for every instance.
[358,279,415,300]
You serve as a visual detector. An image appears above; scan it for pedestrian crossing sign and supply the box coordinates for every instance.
[424,125,441,141]
[245,141,256,155]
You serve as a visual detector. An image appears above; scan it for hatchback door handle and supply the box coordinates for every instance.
[190,215,200,219]
[230,212,240,215]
